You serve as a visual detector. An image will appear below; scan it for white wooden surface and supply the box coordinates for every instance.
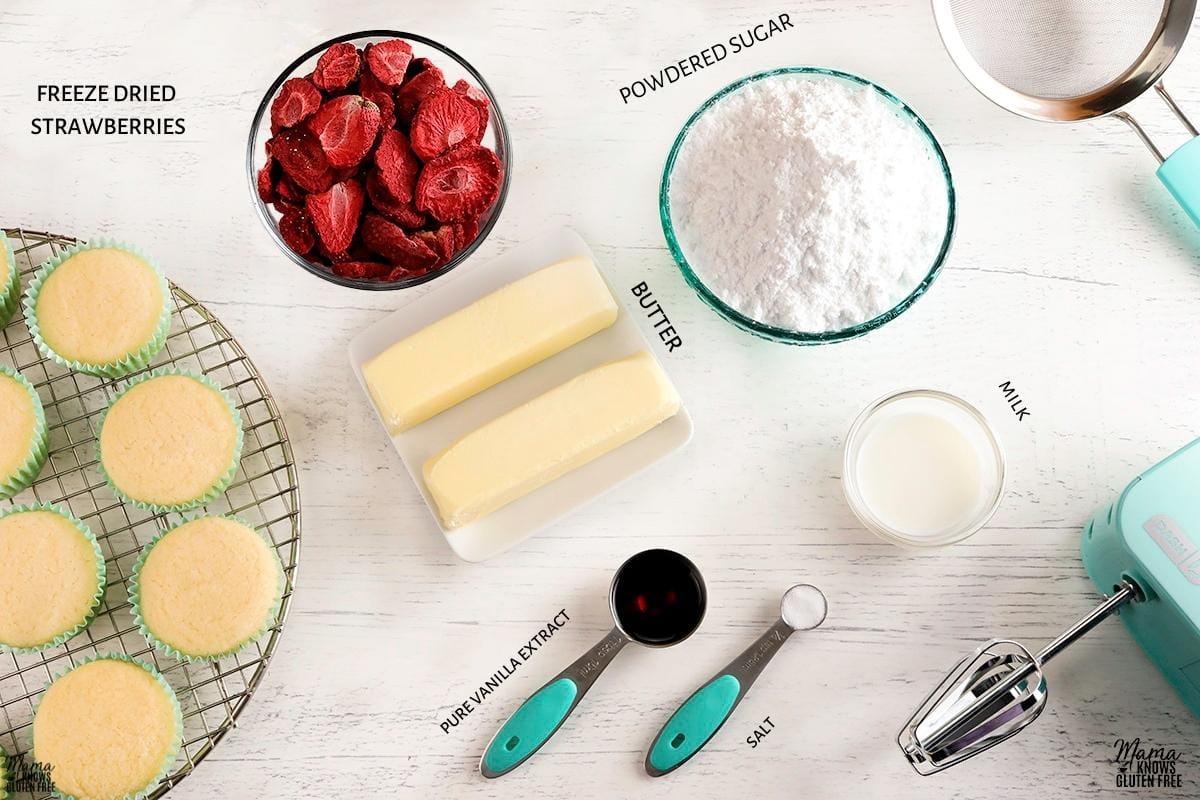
[5,1,1200,797]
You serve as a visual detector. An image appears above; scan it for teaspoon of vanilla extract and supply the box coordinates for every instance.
[480,549,708,779]
[644,583,828,777]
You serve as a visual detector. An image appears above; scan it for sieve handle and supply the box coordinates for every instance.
[1157,136,1200,229]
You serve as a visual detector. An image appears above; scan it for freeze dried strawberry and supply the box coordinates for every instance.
[308,95,382,169]
[392,203,428,231]
[415,145,502,222]
[359,70,397,132]
[452,79,489,108]
[373,129,421,204]
[269,127,335,193]
[452,79,490,128]
[361,213,439,269]
[395,61,445,124]
[412,230,444,265]
[405,56,435,81]
[272,198,302,217]
[451,216,481,251]
[365,39,413,87]
[256,157,277,203]
[380,265,416,281]
[460,216,481,244]
[332,260,392,279]
[276,176,303,203]
[305,178,365,258]
[279,210,316,256]
[366,88,396,133]
[318,241,353,263]
[432,225,457,262]
[366,171,427,229]
[312,42,361,92]
[271,77,323,132]
[410,89,486,161]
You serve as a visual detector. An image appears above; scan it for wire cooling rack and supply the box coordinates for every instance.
[0,228,301,798]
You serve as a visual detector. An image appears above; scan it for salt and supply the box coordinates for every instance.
[668,74,950,333]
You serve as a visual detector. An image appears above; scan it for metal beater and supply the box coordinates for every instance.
[899,580,1142,774]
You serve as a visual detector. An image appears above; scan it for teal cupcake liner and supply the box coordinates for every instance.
[0,236,17,328]
[32,653,183,800]
[0,503,105,655]
[0,744,7,800]
[129,514,286,663]
[97,367,245,513]
[22,238,172,379]
[0,366,48,501]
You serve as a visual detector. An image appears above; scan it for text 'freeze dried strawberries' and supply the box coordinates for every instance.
[259,37,503,284]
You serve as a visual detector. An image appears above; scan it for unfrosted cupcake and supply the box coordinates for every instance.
[0,366,48,500]
[0,236,17,327]
[98,368,243,512]
[33,655,181,800]
[131,516,284,661]
[24,240,170,378]
[0,504,104,653]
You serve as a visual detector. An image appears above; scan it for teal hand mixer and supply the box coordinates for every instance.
[899,438,1200,773]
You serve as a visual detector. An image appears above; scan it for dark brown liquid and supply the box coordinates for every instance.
[612,549,706,646]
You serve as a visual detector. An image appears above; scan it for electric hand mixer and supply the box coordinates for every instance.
[900,439,1200,774]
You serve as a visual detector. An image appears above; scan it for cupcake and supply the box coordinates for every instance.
[0,366,48,500]
[0,504,104,653]
[24,240,170,378]
[131,516,284,661]
[98,368,243,512]
[0,236,17,327]
[0,745,8,800]
[33,655,181,800]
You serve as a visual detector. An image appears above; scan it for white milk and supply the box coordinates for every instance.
[847,392,1003,544]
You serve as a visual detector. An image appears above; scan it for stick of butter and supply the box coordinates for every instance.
[424,351,681,529]
[363,256,619,433]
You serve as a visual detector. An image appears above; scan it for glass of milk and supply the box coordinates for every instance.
[842,390,1005,547]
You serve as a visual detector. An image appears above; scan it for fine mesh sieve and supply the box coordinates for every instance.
[933,0,1200,226]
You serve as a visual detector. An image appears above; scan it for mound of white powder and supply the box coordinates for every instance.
[668,75,950,333]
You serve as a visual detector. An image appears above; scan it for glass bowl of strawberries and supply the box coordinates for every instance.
[248,30,510,290]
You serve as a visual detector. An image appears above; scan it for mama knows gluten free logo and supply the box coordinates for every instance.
[1113,738,1184,789]
[5,754,54,793]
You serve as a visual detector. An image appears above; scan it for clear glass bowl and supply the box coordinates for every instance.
[659,66,956,344]
[842,389,1006,547]
[246,30,511,291]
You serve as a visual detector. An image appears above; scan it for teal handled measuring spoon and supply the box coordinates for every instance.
[480,549,707,779]
[645,583,827,777]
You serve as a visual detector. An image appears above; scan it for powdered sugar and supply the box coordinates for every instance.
[667,73,950,333]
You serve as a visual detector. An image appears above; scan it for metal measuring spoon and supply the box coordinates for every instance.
[645,583,828,777]
[480,549,707,778]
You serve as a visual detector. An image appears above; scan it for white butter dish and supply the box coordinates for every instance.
[347,228,693,562]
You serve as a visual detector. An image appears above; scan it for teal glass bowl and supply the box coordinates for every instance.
[659,66,956,345]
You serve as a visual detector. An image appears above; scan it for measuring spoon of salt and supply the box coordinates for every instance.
[644,584,828,777]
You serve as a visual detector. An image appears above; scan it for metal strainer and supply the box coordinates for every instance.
[933,0,1200,225]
